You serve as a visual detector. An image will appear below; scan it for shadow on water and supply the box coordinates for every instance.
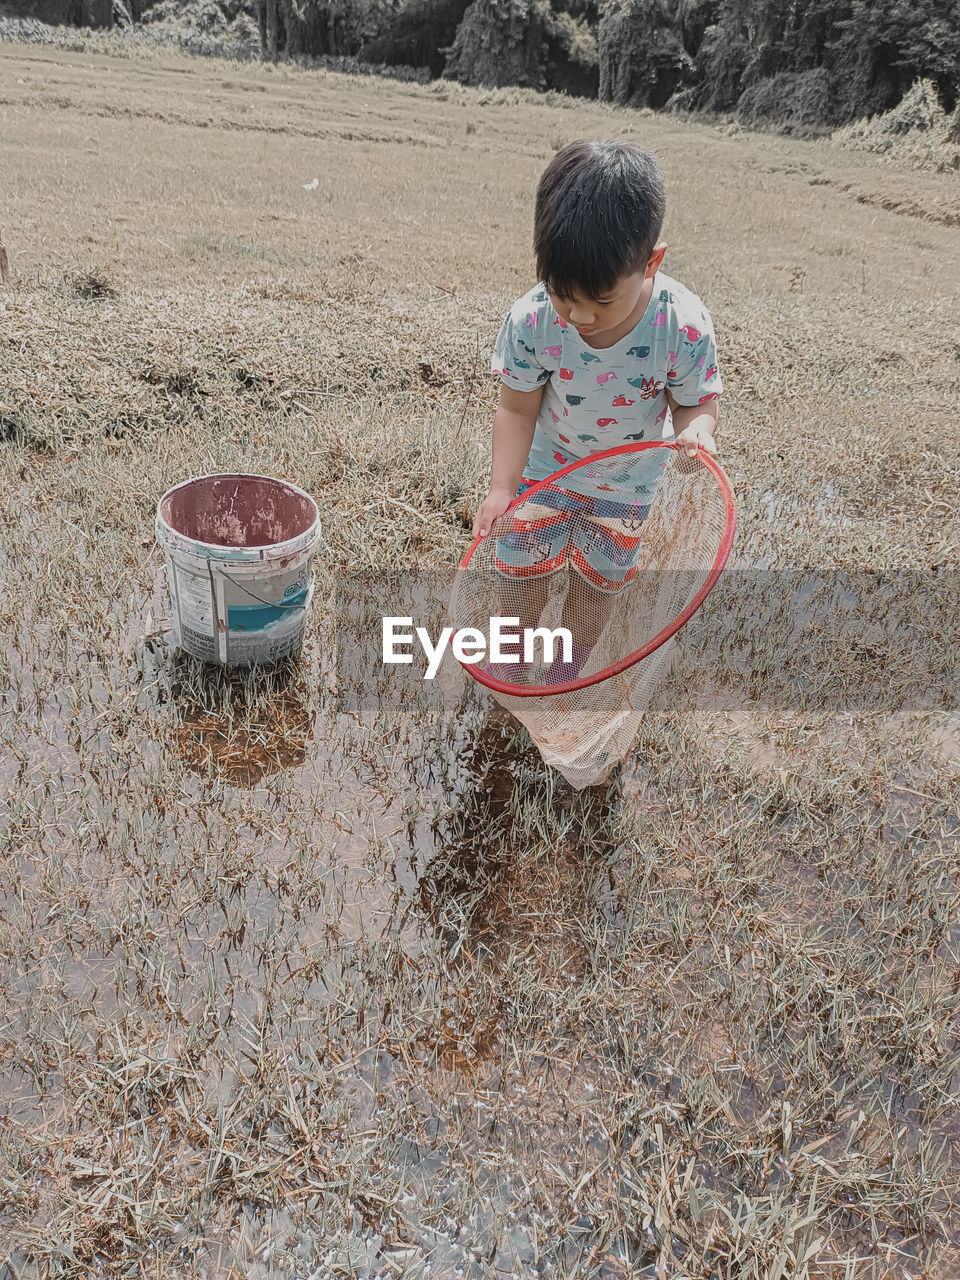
[157,648,315,786]
[418,701,626,971]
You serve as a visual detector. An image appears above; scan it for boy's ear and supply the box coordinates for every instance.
[645,242,668,277]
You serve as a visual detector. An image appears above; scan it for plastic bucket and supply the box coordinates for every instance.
[156,473,322,666]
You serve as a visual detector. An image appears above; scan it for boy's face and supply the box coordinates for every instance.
[548,244,667,339]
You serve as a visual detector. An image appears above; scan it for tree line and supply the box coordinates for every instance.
[13,0,960,126]
[258,0,960,126]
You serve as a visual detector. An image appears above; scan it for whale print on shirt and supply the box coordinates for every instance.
[492,273,723,485]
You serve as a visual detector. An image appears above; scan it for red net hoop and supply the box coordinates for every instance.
[449,443,737,787]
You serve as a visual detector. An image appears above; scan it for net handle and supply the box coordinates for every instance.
[454,441,737,698]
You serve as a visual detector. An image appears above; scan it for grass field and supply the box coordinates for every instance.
[1,35,960,1280]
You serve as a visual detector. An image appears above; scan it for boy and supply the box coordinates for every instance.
[473,139,722,685]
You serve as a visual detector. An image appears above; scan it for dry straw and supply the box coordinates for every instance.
[0,27,958,1280]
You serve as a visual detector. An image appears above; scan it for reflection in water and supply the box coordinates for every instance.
[161,649,315,786]
[418,705,625,976]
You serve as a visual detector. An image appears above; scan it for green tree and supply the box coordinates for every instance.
[256,0,388,56]
[598,0,692,107]
[833,0,960,113]
[442,0,596,94]
[360,0,472,75]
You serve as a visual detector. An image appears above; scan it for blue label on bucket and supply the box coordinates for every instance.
[228,584,308,632]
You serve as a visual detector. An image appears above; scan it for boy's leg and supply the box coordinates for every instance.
[485,490,569,682]
[543,573,620,685]
[559,572,617,650]
[492,569,552,629]
[486,571,555,680]
[544,506,647,684]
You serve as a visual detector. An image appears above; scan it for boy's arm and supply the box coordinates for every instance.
[473,384,544,538]
[668,391,720,459]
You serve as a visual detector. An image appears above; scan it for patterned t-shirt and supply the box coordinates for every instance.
[491,272,723,486]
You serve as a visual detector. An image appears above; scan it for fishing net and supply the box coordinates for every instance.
[449,443,737,789]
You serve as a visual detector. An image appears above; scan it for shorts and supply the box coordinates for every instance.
[493,477,651,593]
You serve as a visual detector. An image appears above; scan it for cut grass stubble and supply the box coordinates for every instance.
[1,34,959,1280]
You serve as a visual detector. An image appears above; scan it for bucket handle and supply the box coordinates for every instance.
[210,562,315,610]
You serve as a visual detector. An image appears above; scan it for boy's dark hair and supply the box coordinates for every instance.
[534,139,666,300]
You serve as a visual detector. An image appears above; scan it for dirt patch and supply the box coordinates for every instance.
[852,187,960,228]
[168,667,314,784]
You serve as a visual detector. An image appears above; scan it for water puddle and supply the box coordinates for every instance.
[2,499,959,1277]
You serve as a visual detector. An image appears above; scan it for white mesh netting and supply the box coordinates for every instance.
[450,445,736,789]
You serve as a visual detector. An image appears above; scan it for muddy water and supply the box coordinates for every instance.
[1,553,643,1270]
[3,517,960,1276]
[158,473,317,549]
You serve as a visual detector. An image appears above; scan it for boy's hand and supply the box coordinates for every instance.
[472,487,515,539]
[674,424,718,459]
[669,394,720,460]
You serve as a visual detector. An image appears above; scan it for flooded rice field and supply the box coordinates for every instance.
[1,443,959,1279]
[1,37,960,1277]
